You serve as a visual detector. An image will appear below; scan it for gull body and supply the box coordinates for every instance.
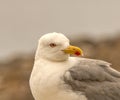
[30,32,120,100]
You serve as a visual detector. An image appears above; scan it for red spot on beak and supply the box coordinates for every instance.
[75,51,80,56]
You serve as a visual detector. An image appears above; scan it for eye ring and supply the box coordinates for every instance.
[49,43,57,47]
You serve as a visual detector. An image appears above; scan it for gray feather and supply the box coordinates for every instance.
[63,58,120,100]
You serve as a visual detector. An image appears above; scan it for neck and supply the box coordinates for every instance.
[35,54,69,62]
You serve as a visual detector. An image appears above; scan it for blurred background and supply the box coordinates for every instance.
[0,0,120,100]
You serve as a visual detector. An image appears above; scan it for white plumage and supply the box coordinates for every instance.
[30,32,120,100]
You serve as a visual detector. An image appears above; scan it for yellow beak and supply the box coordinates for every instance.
[63,45,83,56]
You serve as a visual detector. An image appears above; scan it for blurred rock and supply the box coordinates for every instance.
[73,35,120,70]
[0,54,34,100]
[0,35,120,100]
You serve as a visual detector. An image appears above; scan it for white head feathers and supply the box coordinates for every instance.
[35,32,70,61]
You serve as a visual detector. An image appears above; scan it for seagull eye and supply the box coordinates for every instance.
[49,43,57,47]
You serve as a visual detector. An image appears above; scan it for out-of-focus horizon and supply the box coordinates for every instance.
[0,0,120,59]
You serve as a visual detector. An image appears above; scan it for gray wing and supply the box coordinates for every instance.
[63,58,120,100]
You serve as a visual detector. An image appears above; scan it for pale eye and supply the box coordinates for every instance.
[49,43,57,47]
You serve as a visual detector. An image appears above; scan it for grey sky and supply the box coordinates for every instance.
[0,0,120,59]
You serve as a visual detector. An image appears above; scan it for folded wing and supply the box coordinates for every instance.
[63,58,120,100]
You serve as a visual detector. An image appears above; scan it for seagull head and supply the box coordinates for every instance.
[35,32,83,61]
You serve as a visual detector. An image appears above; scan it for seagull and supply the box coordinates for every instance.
[29,32,120,100]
